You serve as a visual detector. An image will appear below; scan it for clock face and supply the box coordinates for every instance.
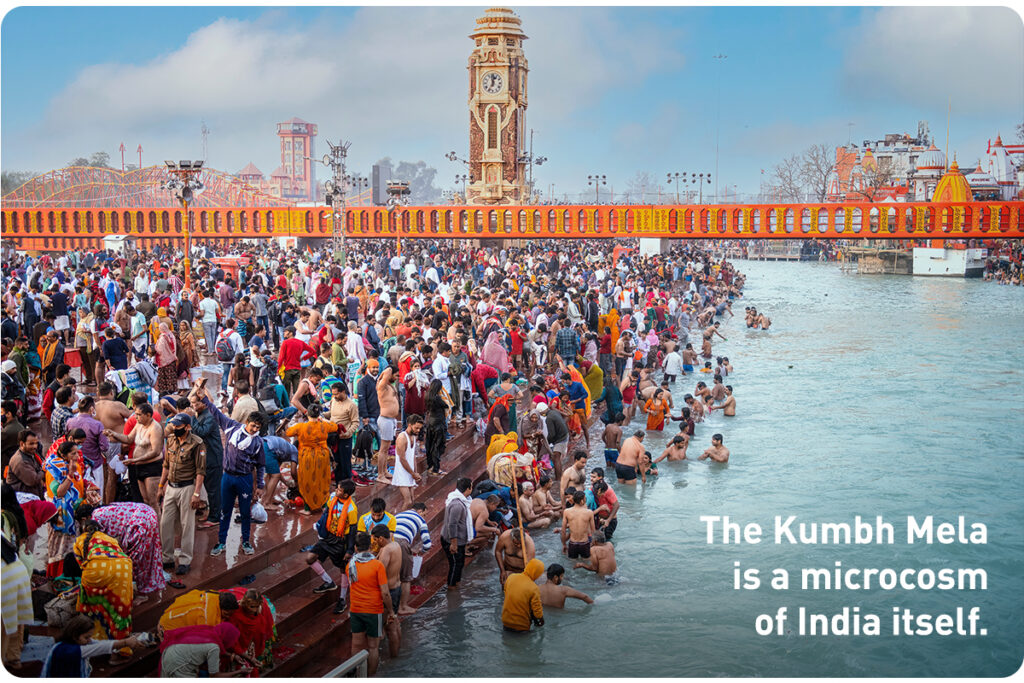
[482,72,503,94]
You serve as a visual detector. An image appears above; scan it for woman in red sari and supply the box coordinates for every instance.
[222,587,276,671]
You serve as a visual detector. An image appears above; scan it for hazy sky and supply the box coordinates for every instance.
[2,5,1022,201]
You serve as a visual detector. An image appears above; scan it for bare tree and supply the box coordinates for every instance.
[799,143,836,202]
[624,171,665,204]
[769,154,805,202]
[847,158,894,202]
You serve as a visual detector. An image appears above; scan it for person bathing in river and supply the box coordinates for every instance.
[574,530,617,582]
[698,433,730,463]
[539,563,593,608]
[708,385,736,416]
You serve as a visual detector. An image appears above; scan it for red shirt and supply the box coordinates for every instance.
[596,486,618,519]
[599,334,612,354]
[509,329,525,355]
[277,337,316,371]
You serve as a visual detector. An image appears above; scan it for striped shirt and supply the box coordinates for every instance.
[394,510,432,550]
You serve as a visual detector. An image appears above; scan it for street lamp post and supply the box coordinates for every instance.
[455,174,469,201]
[162,160,205,291]
[690,172,712,204]
[666,172,684,203]
[517,129,547,202]
[587,174,607,204]
[309,138,352,264]
[713,53,727,204]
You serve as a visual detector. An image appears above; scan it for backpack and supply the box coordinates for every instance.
[215,334,235,362]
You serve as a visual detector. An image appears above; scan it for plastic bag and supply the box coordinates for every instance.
[250,501,268,523]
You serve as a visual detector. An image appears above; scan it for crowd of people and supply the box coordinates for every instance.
[1,235,757,676]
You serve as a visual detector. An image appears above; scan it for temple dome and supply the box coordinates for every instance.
[931,157,974,203]
[915,143,946,171]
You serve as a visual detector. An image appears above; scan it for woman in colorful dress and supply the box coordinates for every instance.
[222,587,276,671]
[176,320,200,384]
[402,357,429,419]
[286,403,341,515]
[73,522,134,652]
[75,486,165,595]
[44,439,85,577]
[154,322,178,394]
[643,388,669,431]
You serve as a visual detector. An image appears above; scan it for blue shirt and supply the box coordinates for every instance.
[263,435,298,464]
[394,510,432,550]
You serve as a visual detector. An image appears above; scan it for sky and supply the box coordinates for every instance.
[2,5,1022,202]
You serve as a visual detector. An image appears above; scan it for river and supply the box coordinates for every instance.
[382,261,1024,677]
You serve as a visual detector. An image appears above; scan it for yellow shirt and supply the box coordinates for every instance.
[501,559,545,631]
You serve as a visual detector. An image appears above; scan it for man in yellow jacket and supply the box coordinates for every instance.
[501,558,545,632]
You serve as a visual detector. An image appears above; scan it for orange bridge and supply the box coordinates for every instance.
[2,201,1022,252]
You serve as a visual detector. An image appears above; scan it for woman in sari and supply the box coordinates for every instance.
[605,308,621,352]
[149,307,173,345]
[44,439,85,577]
[154,322,177,394]
[75,486,165,595]
[73,522,133,646]
[402,357,429,419]
[286,403,341,515]
[176,320,200,383]
[643,388,669,431]
[481,332,511,374]
[222,588,276,671]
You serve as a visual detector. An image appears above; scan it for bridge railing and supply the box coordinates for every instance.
[2,202,1021,250]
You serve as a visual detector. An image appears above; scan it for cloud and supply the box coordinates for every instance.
[7,7,684,180]
[841,6,1024,112]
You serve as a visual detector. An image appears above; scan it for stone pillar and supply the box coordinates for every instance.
[639,238,670,255]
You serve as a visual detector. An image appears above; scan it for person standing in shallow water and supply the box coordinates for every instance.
[699,433,730,463]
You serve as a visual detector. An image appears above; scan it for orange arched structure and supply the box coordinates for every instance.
[2,201,1022,251]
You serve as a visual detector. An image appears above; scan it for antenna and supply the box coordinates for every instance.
[201,121,211,162]
[945,97,950,172]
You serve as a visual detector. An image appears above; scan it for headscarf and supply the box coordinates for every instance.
[481,331,510,373]
[21,499,57,537]
[155,322,177,368]
[150,307,172,343]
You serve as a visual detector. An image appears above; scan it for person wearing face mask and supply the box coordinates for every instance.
[157,414,206,576]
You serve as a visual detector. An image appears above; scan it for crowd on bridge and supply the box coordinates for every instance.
[1,234,759,676]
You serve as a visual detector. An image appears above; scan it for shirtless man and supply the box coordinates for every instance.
[539,564,593,608]
[704,321,727,342]
[701,336,713,360]
[615,430,646,485]
[708,385,736,416]
[681,343,697,375]
[494,527,535,586]
[654,434,689,463]
[533,475,562,517]
[94,381,132,503]
[637,368,657,402]
[619,369,639,423]
[468,494,501,550]
[601,414,624,467]
[710,375,727,404]
[575,531,618,580]
[375,365,400,484]
[559,450,588,499]
[372,526,403,657]
[105,402,164,515]
[517,482,551,529]
[561,490,596,560]
[698,433,730,463]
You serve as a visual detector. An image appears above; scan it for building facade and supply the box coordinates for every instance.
[465,7,529,205]
[234,117,319,202]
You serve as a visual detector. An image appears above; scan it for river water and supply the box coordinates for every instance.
[383,261,1024,678]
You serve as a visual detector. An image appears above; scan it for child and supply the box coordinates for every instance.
[699,361,713,374]
[42,615,144,677]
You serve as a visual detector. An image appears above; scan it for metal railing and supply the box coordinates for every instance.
[324,649,369,678]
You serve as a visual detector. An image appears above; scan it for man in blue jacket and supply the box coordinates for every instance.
[191,378,266,558]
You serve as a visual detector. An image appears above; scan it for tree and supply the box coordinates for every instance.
[799,143,837,202]
[623,171,665,204]
[768,154,806,202]
[66,151,111,168]
[1,170,36,196]
[374,158,442,204]
[847,158,894,202]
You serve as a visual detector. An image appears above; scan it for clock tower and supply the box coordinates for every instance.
[466,7,528,204]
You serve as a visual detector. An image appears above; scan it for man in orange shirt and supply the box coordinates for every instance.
[347,531,395,676]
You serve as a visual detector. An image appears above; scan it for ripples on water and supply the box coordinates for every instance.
[383,262,1024,677]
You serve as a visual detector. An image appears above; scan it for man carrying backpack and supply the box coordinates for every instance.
[216,319,244,399]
